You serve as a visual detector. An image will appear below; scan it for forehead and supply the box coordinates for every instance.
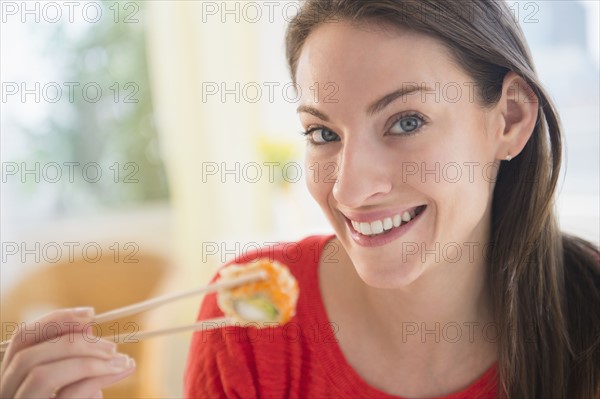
[295,21,467,102]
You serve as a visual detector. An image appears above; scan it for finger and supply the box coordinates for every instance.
[1,336,117,397]
[57,364,136,399]
[2,307,95,370]
[14,354,134,399]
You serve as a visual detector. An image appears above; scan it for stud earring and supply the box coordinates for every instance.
[505,153,512,162]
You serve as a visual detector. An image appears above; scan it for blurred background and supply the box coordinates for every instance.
[1,1,598,397]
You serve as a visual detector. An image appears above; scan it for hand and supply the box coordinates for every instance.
[0,308,136,398]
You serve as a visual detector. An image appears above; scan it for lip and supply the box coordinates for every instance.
[344,205,427,247]
[341,205,423,223]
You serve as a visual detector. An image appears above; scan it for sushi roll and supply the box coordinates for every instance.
[217,258,299,326]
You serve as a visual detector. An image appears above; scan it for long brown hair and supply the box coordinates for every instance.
[285,1,600,397]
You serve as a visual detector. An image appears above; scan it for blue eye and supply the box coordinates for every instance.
[389,113,426,135]
[303,127,340,144]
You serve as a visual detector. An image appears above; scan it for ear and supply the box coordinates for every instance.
[492,71,539,161]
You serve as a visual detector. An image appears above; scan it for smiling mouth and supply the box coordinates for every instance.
[347,205,427,237]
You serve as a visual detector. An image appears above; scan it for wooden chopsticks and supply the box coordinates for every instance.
[0,270,266,352]
[110,316,230,344]
[93,270,266,323]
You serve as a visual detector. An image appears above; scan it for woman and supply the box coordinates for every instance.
[185,0,599,398]
[1,1,598,398]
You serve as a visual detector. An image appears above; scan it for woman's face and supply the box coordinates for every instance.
[296,22,503,289]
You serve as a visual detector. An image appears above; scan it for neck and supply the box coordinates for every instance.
[334,238,496,366]
[363,247,493,346]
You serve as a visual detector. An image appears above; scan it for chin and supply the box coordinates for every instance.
[352,257,426,289]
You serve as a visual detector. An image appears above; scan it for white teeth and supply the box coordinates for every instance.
[402,211,411,222]
[383,218,393,230]
[360,222,372,235]
[371,220,384,234]
[351,207,424,236]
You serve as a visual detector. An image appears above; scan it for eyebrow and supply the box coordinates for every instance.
[296,105,330,121]
[296,85,430,121]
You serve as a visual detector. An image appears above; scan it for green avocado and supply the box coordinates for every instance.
[234,296,279,322]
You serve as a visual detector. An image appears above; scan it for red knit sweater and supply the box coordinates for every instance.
[184,235,498,398]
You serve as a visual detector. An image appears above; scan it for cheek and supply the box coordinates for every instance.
[304,155,335,209]
[401,122,494,222]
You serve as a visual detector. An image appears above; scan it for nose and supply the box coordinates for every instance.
[332,136,393,208]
